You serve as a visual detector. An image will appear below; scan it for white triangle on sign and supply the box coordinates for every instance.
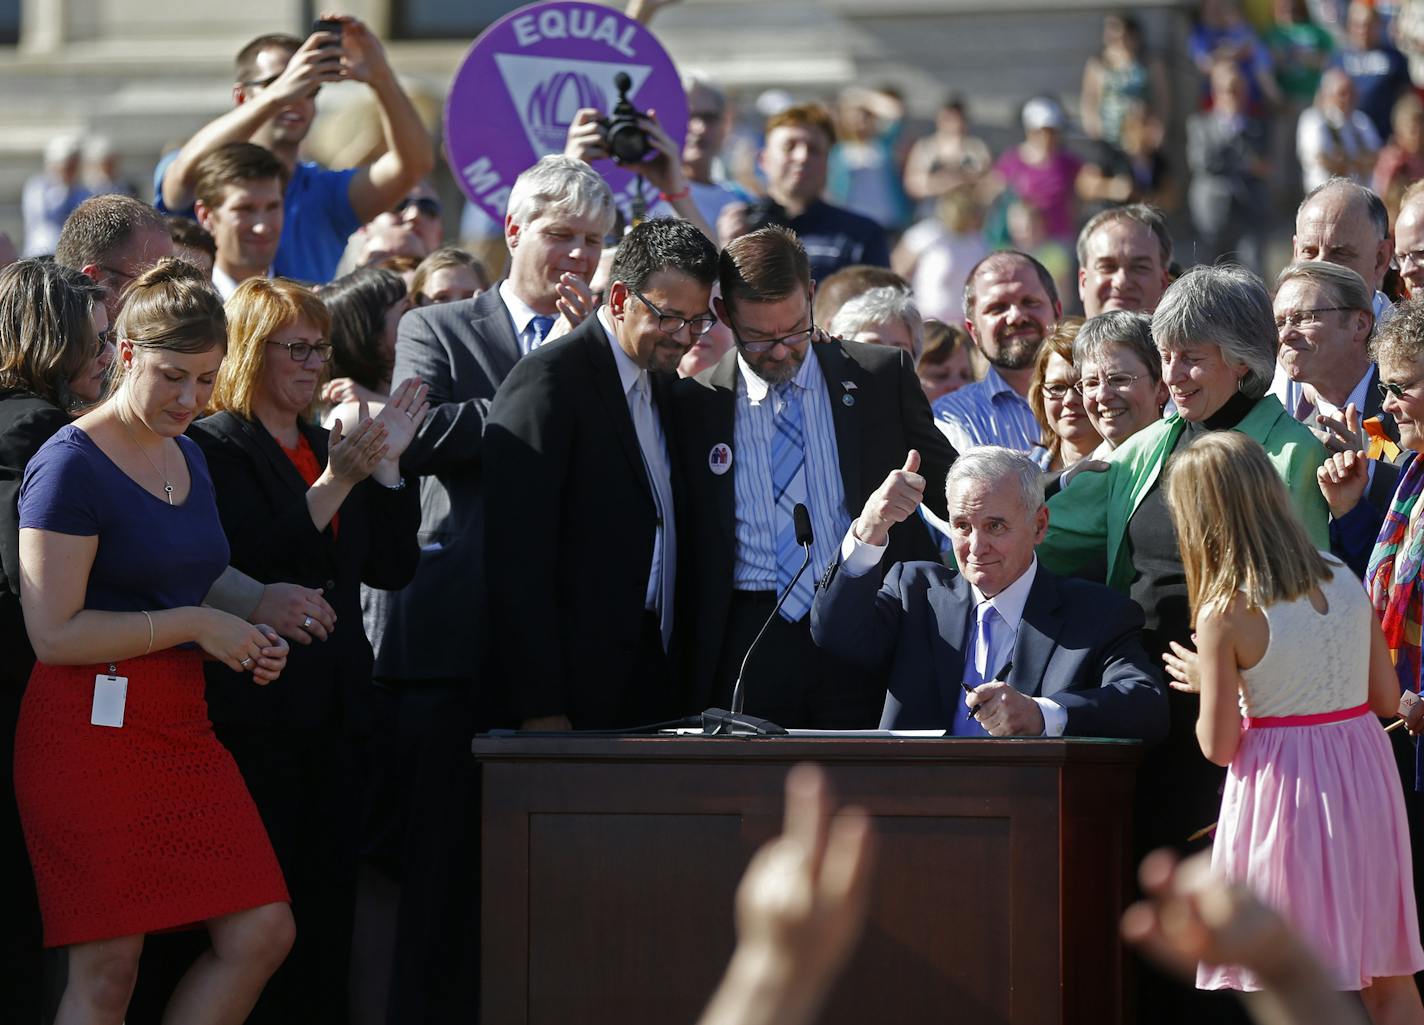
[492,53,654,158]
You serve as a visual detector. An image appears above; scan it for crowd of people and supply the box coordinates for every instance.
[6,2,1424,1024]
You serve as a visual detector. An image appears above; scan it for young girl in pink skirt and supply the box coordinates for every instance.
[1165,431,1424,1023]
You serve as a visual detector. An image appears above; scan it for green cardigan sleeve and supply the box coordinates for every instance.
[1039,460,1114,577]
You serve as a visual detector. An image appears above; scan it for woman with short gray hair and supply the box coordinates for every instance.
[828,285,924,360]
[1073,310,1166,450]
[1036,263,1329,884]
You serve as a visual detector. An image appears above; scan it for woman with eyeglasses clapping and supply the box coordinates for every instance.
[190,276,425,1024]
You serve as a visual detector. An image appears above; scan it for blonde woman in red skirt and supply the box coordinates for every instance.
[13,259,293,1025]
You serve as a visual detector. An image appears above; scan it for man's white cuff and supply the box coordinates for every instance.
[838,524,888,577]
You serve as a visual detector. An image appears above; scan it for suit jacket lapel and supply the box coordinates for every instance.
[238,415,311,503]
[708,351,741,552]
[481,284,523,383]
[813,341,861,504]
[929,574,973,725]
[584,319,655,502]
[1010,568,1062,698]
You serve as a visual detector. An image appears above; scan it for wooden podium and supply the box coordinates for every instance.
[474,735,1142,1025]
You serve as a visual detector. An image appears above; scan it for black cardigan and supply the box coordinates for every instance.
[190,410,420,732]
[0,391,72,693]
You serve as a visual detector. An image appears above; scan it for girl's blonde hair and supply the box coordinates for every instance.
[211,277,331,420]
[1164,432,1332,620]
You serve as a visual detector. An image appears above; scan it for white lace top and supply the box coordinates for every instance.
[1236,557,1372,719]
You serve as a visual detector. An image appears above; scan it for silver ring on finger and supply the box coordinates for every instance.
[302,615,314,630]
[404,409,415,419]
[240,656,253,668]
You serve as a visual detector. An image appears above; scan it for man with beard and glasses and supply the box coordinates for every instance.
[932,251,1062,454]
[672,226,955,729]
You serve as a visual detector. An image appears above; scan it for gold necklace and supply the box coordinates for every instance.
[118,406,174,505]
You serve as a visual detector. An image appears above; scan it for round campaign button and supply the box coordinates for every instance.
[708,443,732,475]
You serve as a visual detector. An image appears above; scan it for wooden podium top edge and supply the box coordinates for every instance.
[470,734,1144,765]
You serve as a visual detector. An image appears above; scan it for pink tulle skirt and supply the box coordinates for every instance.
[1197,710,1424,991]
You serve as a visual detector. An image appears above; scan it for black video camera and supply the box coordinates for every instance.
[599,73,650,165]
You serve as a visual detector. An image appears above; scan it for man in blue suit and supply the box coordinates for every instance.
[811,446,1167,740]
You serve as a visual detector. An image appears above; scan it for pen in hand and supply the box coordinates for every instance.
[963,659,1014,720]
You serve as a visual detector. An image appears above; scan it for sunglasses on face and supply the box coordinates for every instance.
[395,197,441,219]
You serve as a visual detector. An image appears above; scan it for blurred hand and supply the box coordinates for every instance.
[1122,849,1296,982]
[324,12,392,84]
[322,376,384,407]
[717,202,752,247]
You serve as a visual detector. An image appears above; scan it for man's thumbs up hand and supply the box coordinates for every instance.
[852,450,927,548]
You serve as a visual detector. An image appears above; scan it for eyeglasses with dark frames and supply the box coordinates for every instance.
[727,295,816,353]
[267,339,334,363]
[628,287,717,337]
[1378,376,1424,401]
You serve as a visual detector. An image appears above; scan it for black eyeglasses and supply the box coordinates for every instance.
[267,339,334,363]
[1040,382,1079,400]
[1275,306,1354,330]
[727,296,816,353]
[629,287,717,337]
[1378,376,1424,400]
[241,73,282,90]
[396,196,441,219]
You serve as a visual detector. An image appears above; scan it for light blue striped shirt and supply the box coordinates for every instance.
[931,366,1041,453]
[732,352,851,601]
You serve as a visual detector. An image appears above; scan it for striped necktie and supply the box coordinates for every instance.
[771,381,813,621]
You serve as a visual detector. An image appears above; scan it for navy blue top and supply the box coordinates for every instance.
[787,200,890,283]
[18,424,229,613]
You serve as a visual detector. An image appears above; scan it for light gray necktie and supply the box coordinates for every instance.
[631,372,676,650]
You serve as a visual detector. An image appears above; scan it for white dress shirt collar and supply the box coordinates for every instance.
[211,263,269,301]
[969,555,1039,636]
[499,279,546,340]
[597,306,643,396]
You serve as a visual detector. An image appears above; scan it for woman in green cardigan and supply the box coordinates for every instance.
[1038,264,1328,1025]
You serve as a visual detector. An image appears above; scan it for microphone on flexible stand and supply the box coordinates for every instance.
[701,504,814,737]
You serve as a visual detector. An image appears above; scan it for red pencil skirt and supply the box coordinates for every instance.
[13,649,288,947]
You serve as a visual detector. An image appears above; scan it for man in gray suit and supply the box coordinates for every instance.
[363,154,616,1024]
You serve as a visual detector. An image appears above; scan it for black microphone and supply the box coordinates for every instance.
[701,504,815,736]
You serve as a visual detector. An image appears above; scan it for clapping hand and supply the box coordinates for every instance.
[327,402,389,485]
[375,378,430,463]
[550,273,597,337]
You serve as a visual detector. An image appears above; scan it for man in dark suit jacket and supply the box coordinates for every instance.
[672,225,956,729]
[485,218,719,729]
[368,154,616,1025]
[811,446,1167,741]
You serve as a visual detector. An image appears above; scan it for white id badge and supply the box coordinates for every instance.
[92,673,128,728]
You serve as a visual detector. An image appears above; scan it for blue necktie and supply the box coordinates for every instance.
[770,382,813,622]
[528,315,556,351]
[952,604,999,736]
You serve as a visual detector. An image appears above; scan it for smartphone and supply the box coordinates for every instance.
[310,17,343,62]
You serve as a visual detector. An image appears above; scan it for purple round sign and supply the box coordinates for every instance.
[445,1,688,225]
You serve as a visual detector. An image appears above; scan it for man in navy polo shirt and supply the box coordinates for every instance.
[719,104,889,283]
[154,14,432,284]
